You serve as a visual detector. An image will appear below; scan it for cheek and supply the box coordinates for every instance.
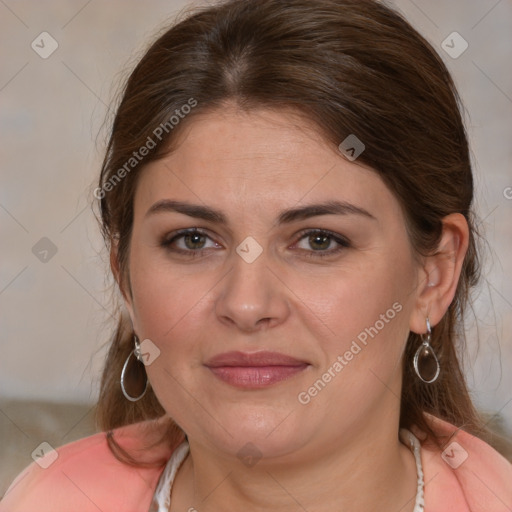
[129,222,415,365]
[128,239,214,341]
[298,258,411,345]
[129,239,415,353]
[129,258,212,412]
[292,274,410,419]
[297,257,414,403]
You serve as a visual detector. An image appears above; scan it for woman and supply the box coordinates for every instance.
[1,0,511,510]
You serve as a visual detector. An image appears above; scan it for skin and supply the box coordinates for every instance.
[112,103,469,511]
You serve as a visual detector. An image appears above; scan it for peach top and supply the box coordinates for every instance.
[1,413,511,511]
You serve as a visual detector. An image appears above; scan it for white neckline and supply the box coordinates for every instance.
[149,430,424,512]
[149,441,190,512]
[400,428,426,512]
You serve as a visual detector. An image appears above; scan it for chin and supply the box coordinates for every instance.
[191,408,309,461]
[216,430,304,463]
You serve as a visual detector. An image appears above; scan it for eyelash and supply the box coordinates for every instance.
[160,228,351,259]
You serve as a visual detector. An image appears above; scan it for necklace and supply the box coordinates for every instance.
[400,428,425,512]
[150,429,425,512]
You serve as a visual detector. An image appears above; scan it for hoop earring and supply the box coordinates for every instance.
[413,317,440,384]
[120,334,149,402]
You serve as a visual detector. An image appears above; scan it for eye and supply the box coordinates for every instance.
[160,228,351,260]
[160,228,220,257]
[293,229,351,258]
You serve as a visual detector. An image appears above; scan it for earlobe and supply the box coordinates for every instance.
[410,213,469,333]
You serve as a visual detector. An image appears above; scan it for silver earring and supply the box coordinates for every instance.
[120,334,149,401]
[413,317,440,383]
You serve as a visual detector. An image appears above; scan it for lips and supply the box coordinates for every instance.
[205,350,308,367]
[204,351,309,389]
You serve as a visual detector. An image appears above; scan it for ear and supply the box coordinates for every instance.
[110,238,136,324]
[409,213,469,333]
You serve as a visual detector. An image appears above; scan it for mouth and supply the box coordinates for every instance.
[204,351,310,389]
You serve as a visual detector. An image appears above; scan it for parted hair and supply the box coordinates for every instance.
[93,0,502,467]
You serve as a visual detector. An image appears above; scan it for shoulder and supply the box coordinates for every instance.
[0,416,179,512]
[418,413,512,512]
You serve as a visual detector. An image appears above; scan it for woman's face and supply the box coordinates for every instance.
[122,105,423,462]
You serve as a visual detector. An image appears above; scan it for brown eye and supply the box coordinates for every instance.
[161,228,220,257]
[294,229,350,258]
[182,232,207,250]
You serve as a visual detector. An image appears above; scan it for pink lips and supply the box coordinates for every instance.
[204,351,309,389]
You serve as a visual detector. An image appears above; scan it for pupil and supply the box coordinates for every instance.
[186,233,204,249]
[310,234,329,250]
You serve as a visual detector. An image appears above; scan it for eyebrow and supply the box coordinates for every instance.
[145,199,376,226]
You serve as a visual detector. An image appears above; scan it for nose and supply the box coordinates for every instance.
[214,247,291,333]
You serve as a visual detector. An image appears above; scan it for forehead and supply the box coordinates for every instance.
[133,106,398,222]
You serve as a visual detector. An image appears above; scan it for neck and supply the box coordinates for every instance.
[170,404,419,512]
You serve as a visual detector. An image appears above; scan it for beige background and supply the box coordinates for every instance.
[1,0,511,493]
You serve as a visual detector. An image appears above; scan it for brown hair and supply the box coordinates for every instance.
[93,0,507,466]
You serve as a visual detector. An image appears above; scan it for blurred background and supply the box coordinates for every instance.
[1,0,511,496]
